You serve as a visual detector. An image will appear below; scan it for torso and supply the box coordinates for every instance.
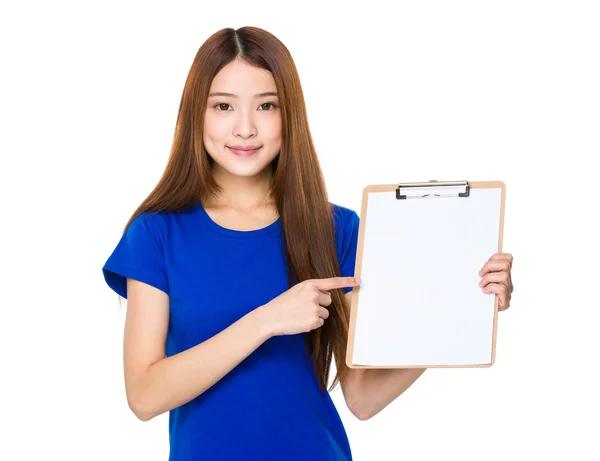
[103,200,357,460]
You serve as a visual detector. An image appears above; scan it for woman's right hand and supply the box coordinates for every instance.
[257,276,362,337]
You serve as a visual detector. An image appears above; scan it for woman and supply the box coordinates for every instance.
[102,26,514,461]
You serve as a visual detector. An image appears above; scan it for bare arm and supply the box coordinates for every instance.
[124,278,272,421]
[339,291,425,420]
[352,368,426,420]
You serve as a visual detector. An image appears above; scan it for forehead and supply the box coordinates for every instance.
[208,60,277,97]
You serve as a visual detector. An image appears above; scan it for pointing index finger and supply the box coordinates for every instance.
[315,276,362,291]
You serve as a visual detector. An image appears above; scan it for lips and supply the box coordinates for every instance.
[228,146,261,157]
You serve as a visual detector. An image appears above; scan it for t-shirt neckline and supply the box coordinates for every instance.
[193,200,281,239]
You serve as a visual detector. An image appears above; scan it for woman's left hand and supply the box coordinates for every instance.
[478,253,514,311]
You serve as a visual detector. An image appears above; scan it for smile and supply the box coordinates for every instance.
[228,147,261,157]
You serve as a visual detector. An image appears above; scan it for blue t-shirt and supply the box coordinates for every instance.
[102,199,360,461]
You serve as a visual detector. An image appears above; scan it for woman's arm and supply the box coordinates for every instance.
[340,292,426,420]
[125,278,273,421]
[351,368,426,420]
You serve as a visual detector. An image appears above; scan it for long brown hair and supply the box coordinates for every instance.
[117,26,350,393]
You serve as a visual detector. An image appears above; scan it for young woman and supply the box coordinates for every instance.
[102,26,514,461]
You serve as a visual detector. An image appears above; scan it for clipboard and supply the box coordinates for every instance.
[345,180,506,369]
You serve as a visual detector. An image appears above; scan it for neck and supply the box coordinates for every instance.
[206,163,275,211]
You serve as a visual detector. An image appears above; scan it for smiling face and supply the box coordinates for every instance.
[203,59,282,179]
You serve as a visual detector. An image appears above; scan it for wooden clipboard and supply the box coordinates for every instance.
[346,180,506,369]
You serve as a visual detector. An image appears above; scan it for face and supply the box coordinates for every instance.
[203,59,282,179]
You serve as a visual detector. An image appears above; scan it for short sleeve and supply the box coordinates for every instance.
[338,210,360,294]
[102,213,169,298]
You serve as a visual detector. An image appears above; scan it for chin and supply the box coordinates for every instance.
[207,147,279,175]
[218,160,273,177]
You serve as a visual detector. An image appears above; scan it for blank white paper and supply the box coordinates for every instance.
[351,187,502,366]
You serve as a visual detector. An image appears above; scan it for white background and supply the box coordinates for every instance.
[2,1,598,460]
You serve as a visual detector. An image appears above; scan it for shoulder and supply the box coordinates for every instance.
[329,201,360,253]
[129,211,168,237]
[132,202,199,237]
[329,202,360,279]
[125,208,191,253]
[329,201,359,230]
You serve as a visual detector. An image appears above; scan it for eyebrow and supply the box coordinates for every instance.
[208,91,279,99]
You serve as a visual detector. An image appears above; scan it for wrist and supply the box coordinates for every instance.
[251,304,276,341]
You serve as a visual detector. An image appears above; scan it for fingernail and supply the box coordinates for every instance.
[356,277,362,284]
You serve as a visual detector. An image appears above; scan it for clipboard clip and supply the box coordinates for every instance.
[396,180,470,200]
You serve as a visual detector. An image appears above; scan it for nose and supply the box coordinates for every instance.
[233,108,257,138]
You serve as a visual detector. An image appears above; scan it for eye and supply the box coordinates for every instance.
[259,102,278,110]
[213,102,278,111]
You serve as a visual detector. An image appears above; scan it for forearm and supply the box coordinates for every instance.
[134,307,272,421]
[356,368,426,420]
